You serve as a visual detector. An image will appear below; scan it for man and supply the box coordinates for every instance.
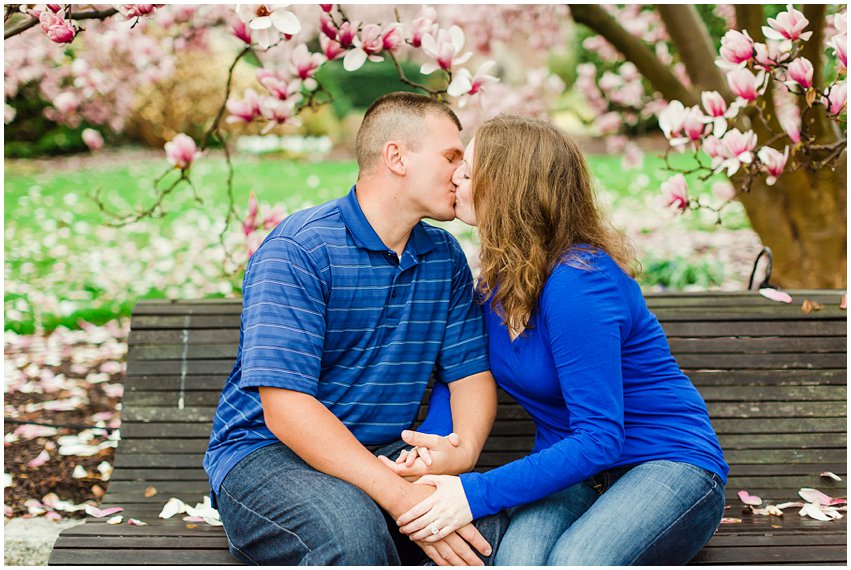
[203,92,505,565]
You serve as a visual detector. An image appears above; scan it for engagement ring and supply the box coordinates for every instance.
[429,523,440,535]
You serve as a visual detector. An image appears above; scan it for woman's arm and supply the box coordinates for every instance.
[397,260,631,537]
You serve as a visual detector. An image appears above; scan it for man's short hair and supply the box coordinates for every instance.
[355,92,462,174]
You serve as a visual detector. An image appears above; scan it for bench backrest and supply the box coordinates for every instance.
[110,291,846,512]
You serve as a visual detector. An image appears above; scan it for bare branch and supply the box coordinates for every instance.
[656,5,732,99]
[569,4,696,105]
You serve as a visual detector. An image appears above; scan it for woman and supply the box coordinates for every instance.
[391,115,728,565]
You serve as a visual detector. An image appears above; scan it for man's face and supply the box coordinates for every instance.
[403,113,464,222]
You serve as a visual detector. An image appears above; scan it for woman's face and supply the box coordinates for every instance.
[451,138,477,226]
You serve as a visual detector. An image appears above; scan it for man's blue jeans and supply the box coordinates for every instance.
[495,460,726,565]
[216,440,508,565]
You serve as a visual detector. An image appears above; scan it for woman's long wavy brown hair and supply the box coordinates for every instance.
[472,115,639,334]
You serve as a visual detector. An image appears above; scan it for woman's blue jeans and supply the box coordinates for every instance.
[494,460,726,566]
[216,440,508,565]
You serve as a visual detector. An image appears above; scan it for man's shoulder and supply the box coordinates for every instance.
[271,199,343,242]
[419,222,463,254]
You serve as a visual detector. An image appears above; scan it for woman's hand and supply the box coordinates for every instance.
[379,430,473,480]
[395,475,474,543]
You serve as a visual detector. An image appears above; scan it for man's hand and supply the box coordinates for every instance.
[415,524,492,566]
[378,430,474,480]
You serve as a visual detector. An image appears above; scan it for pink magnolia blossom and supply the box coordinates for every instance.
[243,193,259,236]
[119,5,162,20]
[786,57,813,90]
[681,106,707,142]
[39,10,76,44]
[702,135,724,164]
[259,97,300,133]
[420,26,473,74]
[235,5,301,49]
[717,128,757,175]
[825,82,847,115]
[231,20,252,45]
[718,29,753,66]
[727,67,763,101]
[763,4,813,42]
[336,20,357,48]
[777,103,802,143]
[82,128,104,151]
[447,61,499,107]
[289,44,325,82]
[408,6,438,48]
[164,133,201,170]
[319,4,333,13]
[381,23,404,52]
[262,205,287,229]
[256,69,300,101]
[226,88,262,123]
[712,180,736,201]
[829,34,847,69]
[320,35,345,61]
[753,41,790,70]
[595,112,621,135]
[661,174,689,211]
[757,146,789,185]
[658,100,686,140]
[343,24,385,72]
[319,13,337,40]
[701,91,727,117]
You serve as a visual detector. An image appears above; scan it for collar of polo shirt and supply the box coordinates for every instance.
[339,186,437,257]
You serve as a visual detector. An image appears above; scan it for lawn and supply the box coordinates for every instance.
[5,147,758,334]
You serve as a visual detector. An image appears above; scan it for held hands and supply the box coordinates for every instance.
[392,476,489,566]
[378,430,472,480]
[397,475,475,544]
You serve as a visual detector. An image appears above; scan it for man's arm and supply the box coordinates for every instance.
[446,371,497,470]
[259,387,429,517]
[260,387,493,565]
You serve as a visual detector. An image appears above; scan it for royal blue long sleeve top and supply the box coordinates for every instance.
[426,249,728,519]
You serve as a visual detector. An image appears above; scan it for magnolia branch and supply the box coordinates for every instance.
[4,7,118,39]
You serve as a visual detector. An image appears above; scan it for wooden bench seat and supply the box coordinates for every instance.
[50,290,847,565]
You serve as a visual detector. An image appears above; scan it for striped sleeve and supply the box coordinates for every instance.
[434,237,489,383]
[237,236,328,395]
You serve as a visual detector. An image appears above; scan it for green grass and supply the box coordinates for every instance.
[5,149,752,333]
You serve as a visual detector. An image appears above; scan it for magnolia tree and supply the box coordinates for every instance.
[569,4,846,288]
[5,4,846,287]
[5,3,566,273]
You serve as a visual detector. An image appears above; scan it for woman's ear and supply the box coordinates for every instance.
[382,141,407,176]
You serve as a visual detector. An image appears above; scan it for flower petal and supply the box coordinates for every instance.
[270,9,301,35]
[799,487,834,506]
[759,288,793,304]
[737,490,763,506]
[343,48,367,72]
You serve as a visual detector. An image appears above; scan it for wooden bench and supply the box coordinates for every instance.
[49,290,847,565]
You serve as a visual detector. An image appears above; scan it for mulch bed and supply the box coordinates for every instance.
[4,325,127,520]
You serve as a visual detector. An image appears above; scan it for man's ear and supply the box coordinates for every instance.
[382,141,406,176]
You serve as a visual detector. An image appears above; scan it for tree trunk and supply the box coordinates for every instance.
[735,153,846,288]
[568,5,847,288]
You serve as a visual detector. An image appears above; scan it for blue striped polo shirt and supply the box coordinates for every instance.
[203,186,489,495]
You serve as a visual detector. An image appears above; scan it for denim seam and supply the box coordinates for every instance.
[624,476,719,565]
[219,482,315,558]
